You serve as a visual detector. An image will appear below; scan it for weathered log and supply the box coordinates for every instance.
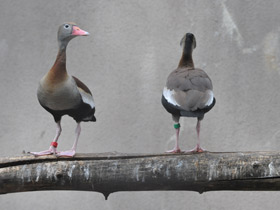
[1,151,280,199]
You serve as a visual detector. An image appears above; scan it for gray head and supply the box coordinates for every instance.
[57,22,89,47]
[180,33,196,53]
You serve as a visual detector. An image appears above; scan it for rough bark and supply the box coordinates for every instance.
[1,151,280,199]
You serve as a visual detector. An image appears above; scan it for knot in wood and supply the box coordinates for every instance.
[252,162,260,169]
[55,170,63,179]
[152,165,164,176]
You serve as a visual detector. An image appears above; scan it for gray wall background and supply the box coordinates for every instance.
[1,0,280,209]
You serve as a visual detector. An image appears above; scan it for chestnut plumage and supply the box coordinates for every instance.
[31,23,95,157]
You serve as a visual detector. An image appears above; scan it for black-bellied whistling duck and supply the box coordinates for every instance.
[161,33,215,153]
[31,23,96,157]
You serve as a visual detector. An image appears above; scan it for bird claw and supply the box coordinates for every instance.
[165,148,183,153]
[29,146,57,157]
[186,145,207,153]
[57,149,76,157]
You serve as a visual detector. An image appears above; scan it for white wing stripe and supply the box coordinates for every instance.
[78,88,95,109]
[163,87,180,106]
[205,90,214,106]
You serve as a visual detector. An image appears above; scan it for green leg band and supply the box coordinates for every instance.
[174,123,180,129]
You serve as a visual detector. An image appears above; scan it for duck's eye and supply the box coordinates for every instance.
[64,24,70,29]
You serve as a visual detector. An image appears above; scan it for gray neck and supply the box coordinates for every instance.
[58,40,69,52]
[56,40,69,63]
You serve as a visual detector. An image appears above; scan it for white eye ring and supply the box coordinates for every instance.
[64,24,70,29]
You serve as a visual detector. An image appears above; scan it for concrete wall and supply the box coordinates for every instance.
[1,0,280,209]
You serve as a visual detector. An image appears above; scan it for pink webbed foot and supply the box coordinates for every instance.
[30,146,57,156]
[187,144,206,153]
[166,148,183,153]
[57,149,76,157]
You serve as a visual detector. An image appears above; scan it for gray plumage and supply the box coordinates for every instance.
[162,33,215,153]
[166,67,213,112]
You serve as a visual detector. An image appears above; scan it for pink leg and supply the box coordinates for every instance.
[58,122,81,157]
[30,121,61,156]
[166,126,182,153]
[188,120,206,153]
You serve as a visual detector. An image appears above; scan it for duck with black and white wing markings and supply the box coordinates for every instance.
[162,33,215,153]
[30,23,96,157]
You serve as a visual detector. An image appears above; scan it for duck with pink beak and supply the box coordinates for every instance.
[31,23,96,157]
[71,25,90,36]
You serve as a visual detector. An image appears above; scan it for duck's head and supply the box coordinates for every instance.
[180,33,196,52]
[57,22,89,44]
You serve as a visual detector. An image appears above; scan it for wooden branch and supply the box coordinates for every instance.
[1,151,280,199]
